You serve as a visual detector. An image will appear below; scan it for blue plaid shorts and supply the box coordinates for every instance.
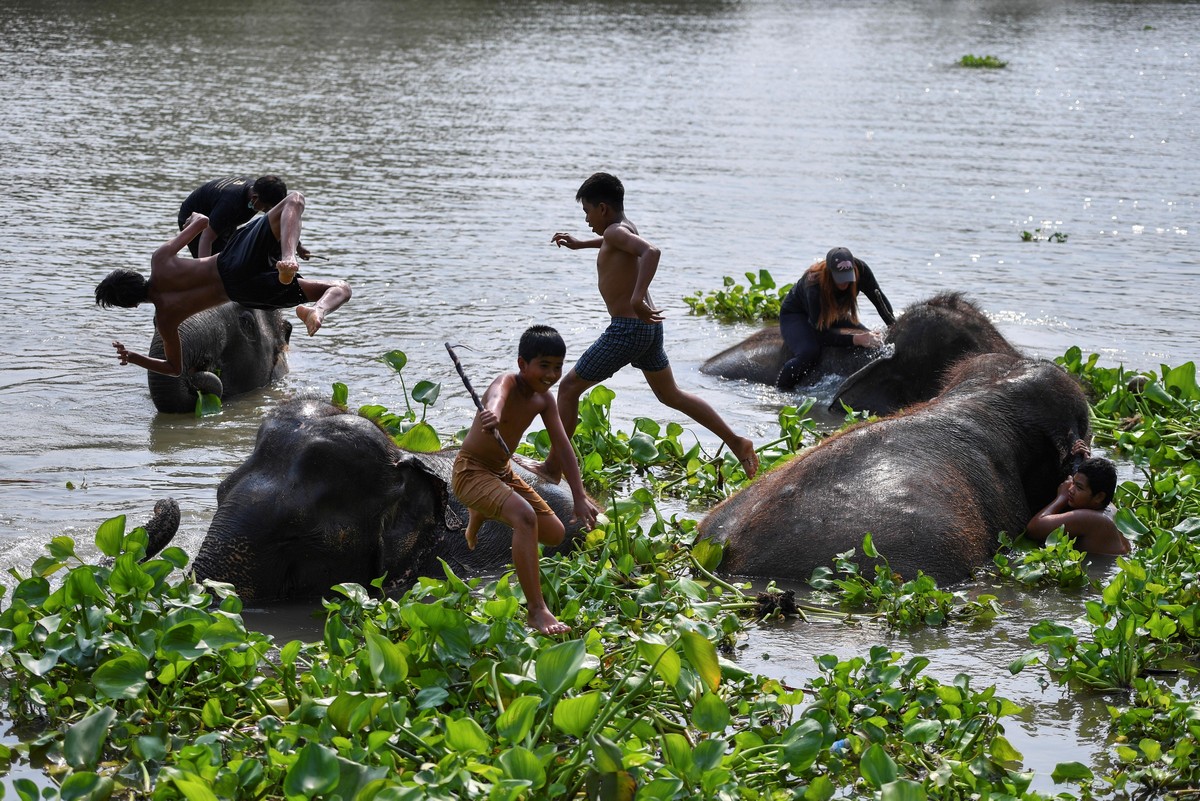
[574,317,670,381]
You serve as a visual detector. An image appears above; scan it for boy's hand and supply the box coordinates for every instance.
[111,340,135,366]
[297,244,311,261]
[635,300,664,324]
[1071,439,1091,458]
[572,498,597,531]
[478,409,500,432]
[551,232,583,249]
[185,212,209,228]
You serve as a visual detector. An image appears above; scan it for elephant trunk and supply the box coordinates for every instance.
[144,498,181,559]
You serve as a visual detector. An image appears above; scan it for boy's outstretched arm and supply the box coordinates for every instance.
[112,321,185,377]
[1025,479,1074,541]
[541,397,596,530]
[267,191,305,283]
[604,226,663,323]
[551,232,602,249]
[153,213,211,268]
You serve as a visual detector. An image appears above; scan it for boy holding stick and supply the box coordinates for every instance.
[451,326,596,635]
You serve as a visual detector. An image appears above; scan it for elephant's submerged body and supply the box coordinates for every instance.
[148,302,292,413]
[700,327,878,389]
[698,354,1091,585]
[701,293,1017,417]
[192,397,586,602]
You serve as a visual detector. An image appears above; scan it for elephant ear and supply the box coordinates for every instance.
[238,308,262,341]
[397,451,464,531]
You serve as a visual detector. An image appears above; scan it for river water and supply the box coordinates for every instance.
[0,0,1196,790]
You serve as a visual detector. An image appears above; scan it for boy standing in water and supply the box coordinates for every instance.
[96,191,351,378]
[540,172,759,482]
[452,326,596,636]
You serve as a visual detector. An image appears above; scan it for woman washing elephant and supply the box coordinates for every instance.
[776,246,895,390]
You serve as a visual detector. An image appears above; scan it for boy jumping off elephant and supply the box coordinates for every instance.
[539,172,759,483]
[452,325,596,636]
[95,191,351,378]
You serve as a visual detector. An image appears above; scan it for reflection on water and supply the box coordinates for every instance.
[1,0,1197,789]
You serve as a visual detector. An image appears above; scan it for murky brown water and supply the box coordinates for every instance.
[1,0,1197,790]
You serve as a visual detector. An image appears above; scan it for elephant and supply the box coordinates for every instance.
[830,292,1019,416]
[147,302,292,413]
[700,326,880,388]
[696,353,1091,585]
[191,396,588,603]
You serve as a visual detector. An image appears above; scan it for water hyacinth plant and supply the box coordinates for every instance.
[3,331,1200,797]
[683,269,791,323]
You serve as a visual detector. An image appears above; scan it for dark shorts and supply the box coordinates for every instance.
[216,216,308,311]
[574,317,670,382]
[451,449,554,521]
[218,264,308,310]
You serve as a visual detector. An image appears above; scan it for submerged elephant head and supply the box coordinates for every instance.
[699,354,1091,585]
[830,292,1018,416]
[192,396,585,603]
[147,303,292,413]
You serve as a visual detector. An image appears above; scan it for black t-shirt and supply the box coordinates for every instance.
[177,177,255,242]
[779,258,894,346]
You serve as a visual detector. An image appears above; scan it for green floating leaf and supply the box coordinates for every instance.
[64,707,117,770]
[553,691,602,738]
[381,349,408,373]
[194,391,222,418]
[412,379,441,406]
[680,630,721,693]
[498,746,545,789]
[692,691,730,733]
[95,515,125,558]
[881,778,927,801]
[637,640,681,687]
[283,742,340,797]
[497,696,541,744]
[444,716,492,754]
[395,421,442,452]
[93,651,149,700]
[691,538,724,572]
[331,381,349,407]
[536,639,587,696]
[59,772,116,801]
[860,742,899,788]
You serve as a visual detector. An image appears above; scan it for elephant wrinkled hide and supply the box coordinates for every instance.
[192,396,587,603]
[698,354,1091,585]
[831,292,1018,416]
[147,302,292,413]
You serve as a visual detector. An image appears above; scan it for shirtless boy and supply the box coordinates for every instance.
[452,325,596,636]
[1026,440,1130,555]
[541,172,759,482]
[96,191,351,378]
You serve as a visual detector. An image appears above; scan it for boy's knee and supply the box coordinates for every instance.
[538,515,565,547]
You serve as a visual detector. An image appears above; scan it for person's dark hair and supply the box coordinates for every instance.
[576,172,624,211]
[1077,457,1117,508]
[95,269,149,308]
[253,175,288,209]
[519,325,566,362]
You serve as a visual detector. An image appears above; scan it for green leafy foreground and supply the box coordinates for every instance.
[4,342,1200,799]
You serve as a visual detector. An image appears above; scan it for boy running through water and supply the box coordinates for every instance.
[452,326,596,636]
[540,172,759,483]
[96,191,351,378]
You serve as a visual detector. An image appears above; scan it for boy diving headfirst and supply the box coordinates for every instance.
[452,326,596,636]
[95,191,351,378]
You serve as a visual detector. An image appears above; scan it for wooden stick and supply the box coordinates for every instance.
[445,342,511,457]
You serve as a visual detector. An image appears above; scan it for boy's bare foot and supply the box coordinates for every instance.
[296,305,324,336]
[528,607,570,636]
[733,437,759,479]
[464,510,482,550]
[529,459,563,485]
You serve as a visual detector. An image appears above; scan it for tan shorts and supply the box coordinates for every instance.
[451,449,554,522]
